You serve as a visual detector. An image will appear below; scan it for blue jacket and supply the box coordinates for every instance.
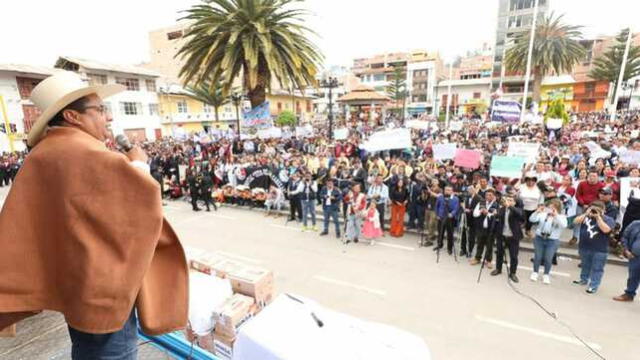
[622,220,640,256]
[436,195,460,220]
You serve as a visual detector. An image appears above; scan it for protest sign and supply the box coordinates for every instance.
[491,99,521,123]
[405,120,430,130]
[621,177,640,209]
[507,142,540,164]
[295,125,313,138]
[257,127,282,139]
[333,128,349,140]
[490,156,526,179]
[619,150,640,165]
[546,118,563,130]
[432,143,458,160]
[454,149,481,169]
[449,121,463,131]
[362,128,412,152]
[242,101,272,129]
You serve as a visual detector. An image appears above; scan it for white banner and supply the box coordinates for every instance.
[333,128,349,140]
[619,150,640,165]
[405,120,430,130]
[257,127,282,139]
[295,125,313,138]
[362,128,412,152]
[449,121,463,131]
[432,143,457,160]
[546,118,563,130]
[507,142,540,164]
[621,177,640,209]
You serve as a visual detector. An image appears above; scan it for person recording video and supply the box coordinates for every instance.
[470,188,499,267]
[491,194,524,282]
[529,199,567,285]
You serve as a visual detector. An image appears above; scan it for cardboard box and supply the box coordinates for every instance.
[211,259,249,278]
[214,294,254,338]
[190,253,227,275]
[228,267,275,307]
[213,332,236,360]
[0,324,16,338]
[196,333,215,353]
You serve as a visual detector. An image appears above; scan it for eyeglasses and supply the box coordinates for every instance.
[80,105,109,114]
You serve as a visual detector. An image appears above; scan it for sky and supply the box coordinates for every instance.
[2,0,639,69]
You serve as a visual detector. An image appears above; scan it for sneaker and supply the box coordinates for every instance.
[530,272,539,282]
[485,261,493,269]
[586,287,597,294]
[370,240,376,246]
[573,280,588,286]
[543,274,551,285]
[312,225,318,231]
[301,226,308,232]
[469,258,480,266]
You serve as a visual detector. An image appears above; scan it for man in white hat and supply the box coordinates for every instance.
[0,71,189,359]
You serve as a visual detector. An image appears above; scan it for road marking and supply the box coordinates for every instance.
[475,315,602,350]
[313,275,387,296]
[217,251,263,264]
[375,242,415,251]
[517,266,571,278]
[270,224,301,231]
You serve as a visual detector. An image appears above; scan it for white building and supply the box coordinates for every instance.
[406,61,438,116]
[55,56,162,141]
[436,78,492,116]
[0,64,62,152]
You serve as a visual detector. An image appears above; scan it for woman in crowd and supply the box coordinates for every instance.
[389,178,409,237]
[529,199,568,284]
[362,201,383,245]
[519,173,542,238]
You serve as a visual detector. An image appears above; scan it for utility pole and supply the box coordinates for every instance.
[520,0,540,123]
[611,27,634,122]
[0,95,15,152]
[321,77,338,139]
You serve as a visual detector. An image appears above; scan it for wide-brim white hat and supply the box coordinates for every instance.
[27,71,125,147]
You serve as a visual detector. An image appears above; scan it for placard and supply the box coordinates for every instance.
[490,156,526,179]
[507,142,540,164]
[333,128,349,140]
[362,128,412,152]
[454,149,481,169]
[432,143,457,161]
[491,99,521,123]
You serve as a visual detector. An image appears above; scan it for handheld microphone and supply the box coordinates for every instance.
[115,134,133,152]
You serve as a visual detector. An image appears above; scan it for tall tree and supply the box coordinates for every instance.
[177,0,323,109]
[184,80,230,122]
[589,28,640,104]
[505,13,585,104]
[386,66,407,119]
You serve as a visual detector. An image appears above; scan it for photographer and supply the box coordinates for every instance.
[367,175,390,233]
[491,194,525,282]
[435,185,460,255]
[470,188,499,267]
[529,199,567,284]
[573,200,615,294]
[613,219,640,302]
[300,172,318,231]
[319,179,342,238]
[460,186,482,257]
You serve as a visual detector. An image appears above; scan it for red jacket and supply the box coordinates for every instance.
[576,181,604,206]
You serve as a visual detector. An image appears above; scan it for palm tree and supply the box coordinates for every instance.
[504,13,585,104]
[177,0,323,109]
[184,80,230,122]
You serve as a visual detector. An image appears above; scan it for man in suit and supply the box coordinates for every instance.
[491,193,525,282]
[435,185,460,255]
[461,186,482,257]
[287,172,303,222]
[319,179,343,238]
[407,175,425,230]
[470,188,500,267]
[351,161,367,192]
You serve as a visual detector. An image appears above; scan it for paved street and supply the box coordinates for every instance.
[1,185,638,359]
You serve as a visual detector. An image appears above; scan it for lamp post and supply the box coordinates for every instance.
[231,92,243,137]
[320,77,339,139]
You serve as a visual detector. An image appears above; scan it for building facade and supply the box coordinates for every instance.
[436,78,492,116]
[144,23,191,83]
[492,0,550,99]
[55,56,163,141]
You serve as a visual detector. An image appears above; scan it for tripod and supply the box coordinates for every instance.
[476,234,495,284]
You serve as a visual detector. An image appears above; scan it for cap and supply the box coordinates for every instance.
[599,187,613,195]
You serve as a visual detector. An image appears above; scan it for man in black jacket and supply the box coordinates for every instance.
[319,179,343,238]
[491,193,524,282]
[199,166,217,212]
[351,161,367,191]
[470,188,500,267]
[461,186,482,257]
[186,168,202,212]
[407,175,425,230]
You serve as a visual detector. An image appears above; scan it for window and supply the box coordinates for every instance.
[145,79,156,92]
[177,100,188,113]
[115,77,140,91]
[203,103,212,113]
[148,103,159,115]
[120,102,141,115]
[87,73,107,86]
[167,30,183,40]
[473,92,481,99]
[373,74,385,82]
[277,102,283,111]
[418,95,427,102]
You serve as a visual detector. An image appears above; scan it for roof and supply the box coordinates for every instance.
[337,84,390,103]
[55,56,161,77]
[0,64,60,77]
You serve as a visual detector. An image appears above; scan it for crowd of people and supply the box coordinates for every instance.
[5,109,640,303]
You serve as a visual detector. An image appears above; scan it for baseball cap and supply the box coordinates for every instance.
[599,187,613,195]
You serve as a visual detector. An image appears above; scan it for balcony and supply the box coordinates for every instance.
[574,91,608,100]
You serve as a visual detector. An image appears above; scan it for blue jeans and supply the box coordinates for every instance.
[572,206,583,238]
[533,236,560,275]
[68,309,138,360]
[625,255,640,297]
[302,200,316,227]
[323,205,340,234]
[579,248,608,290]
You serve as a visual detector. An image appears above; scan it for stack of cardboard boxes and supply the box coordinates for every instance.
[185,248,275,359]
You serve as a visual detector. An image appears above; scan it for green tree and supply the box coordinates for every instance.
[505,13,585,104]
[184,80,230,122]
[177,0,323,109]
[386,66,407,119]
[275,110,296,127]
[544,98,569,125]
[589,28,640,104]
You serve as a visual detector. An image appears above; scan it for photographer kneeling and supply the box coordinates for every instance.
[573,200,615,294]
[529,199,567,284]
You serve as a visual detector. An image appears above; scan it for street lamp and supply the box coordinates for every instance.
[320,77,339,139]
[231,92,243,136]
